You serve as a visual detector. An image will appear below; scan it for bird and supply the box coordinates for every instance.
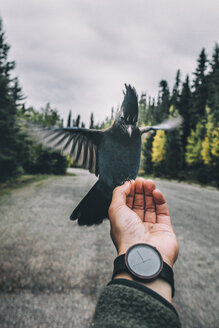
[29,84,182,226]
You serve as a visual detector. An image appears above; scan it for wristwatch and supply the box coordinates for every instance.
[112,243,175,297]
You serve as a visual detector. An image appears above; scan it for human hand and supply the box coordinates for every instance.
[108,178,179,268]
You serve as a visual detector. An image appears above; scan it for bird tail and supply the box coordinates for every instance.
[70,181,111,226]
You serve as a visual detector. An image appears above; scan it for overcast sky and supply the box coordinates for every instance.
[1,0,219,126]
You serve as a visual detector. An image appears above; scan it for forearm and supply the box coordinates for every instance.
[90,279,181,328]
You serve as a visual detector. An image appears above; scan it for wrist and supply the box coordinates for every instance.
[113,272,172,303]
[117,244,174,269]
[113,244,175,299]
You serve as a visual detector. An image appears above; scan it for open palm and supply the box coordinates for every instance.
[109,178,179,267]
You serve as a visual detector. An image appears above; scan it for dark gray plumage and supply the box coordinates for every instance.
[29,84,182,226]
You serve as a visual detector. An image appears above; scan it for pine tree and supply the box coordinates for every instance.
[89,112,94,129]
[200,109,219,185]
[110,107,114,122]
[138,92,147,125]
[171,69,181,110]
[161,71,183,179]
[155,80,170,123]
[211,124,219,186]
[11,77,25,107]
[208,43,219,121]
[67,110,72,127]
[0,18,23,181]
[165,129,183,179]
[75,114,80,127]
[192,48,208,127]
[145,98,156,125]
[178,75,193,163]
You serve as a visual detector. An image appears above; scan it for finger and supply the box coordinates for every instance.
[133,178,145,220]
[111,181,132,208]
[126,180,135,209]
[153,189,172,226]
[143,180,156,223]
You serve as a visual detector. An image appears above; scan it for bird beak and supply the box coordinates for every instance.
[127,125,132,136]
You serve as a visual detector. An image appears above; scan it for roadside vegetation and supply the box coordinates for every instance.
[0,18,68,184]
[0,174,52,197]
[139,49,219,188]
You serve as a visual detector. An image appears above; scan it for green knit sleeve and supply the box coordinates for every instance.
[90,280,181,328]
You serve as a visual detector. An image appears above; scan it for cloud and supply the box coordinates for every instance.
[0,0,219,125]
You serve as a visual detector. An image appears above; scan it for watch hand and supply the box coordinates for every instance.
[133,258,152,266]
[143,258,152,263]
[137,250,144,261]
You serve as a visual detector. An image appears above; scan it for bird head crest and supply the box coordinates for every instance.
[119,84,138,125]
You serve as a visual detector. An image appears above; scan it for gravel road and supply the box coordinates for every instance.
[0,168,218,328]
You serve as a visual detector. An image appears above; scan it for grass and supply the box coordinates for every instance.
[66,172,76,177]
[0,171,77,197]
[139,173,219,189]
[0,174,51,197]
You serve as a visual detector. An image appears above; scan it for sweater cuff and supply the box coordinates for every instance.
[108,278,179,317]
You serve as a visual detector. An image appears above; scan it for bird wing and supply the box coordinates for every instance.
[139,117,182,135]
[28,124,103,176]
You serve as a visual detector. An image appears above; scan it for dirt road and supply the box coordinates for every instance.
[0,169,218,328]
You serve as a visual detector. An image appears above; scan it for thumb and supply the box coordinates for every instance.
[111,181,132,208]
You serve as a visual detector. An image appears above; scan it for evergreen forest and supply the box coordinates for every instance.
[0,17,218,187]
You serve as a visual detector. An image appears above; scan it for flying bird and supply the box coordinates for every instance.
[30,84,182,226]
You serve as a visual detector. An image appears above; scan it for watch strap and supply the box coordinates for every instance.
[112,254,175,297]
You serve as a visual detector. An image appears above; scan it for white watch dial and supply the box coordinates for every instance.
[126,244,162,278]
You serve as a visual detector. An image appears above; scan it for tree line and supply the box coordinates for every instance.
[0,16,218,186]
[0,18,68,182]
[139,45,219,186]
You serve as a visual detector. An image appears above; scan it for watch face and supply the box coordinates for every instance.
[125,244,163,279]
